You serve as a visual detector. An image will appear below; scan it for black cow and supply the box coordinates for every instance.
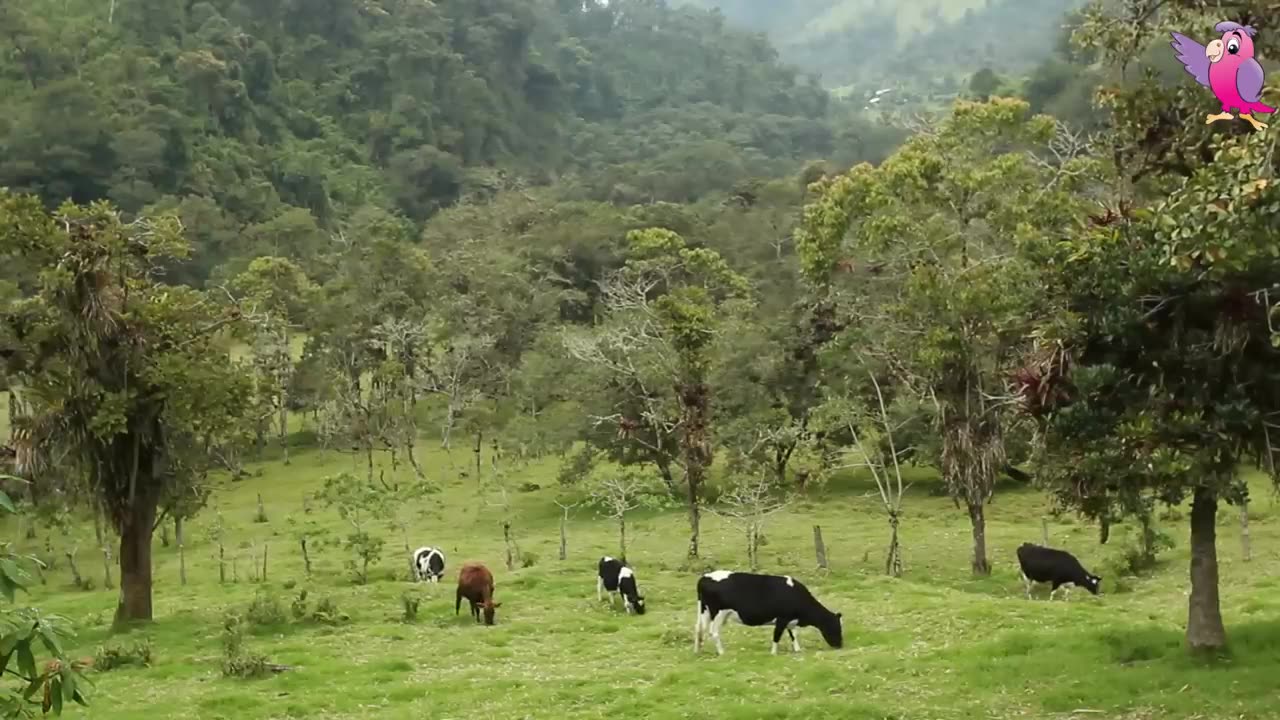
[1016,543,1101,600]
[597,556,646,614]
[412,546,445,583]
[694,570,842,656]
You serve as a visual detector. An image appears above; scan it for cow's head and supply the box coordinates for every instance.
[818,611,844,649]
[1085,574,1102,595]
[483,601,502,625]
[632,595,646,615]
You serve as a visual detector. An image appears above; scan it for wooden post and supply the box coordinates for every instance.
[255,494,267,523]
[262,543,268,581]
[1041,518,1049,546]
[558,510,567,561]
[1240,500,1251,562]
[813,525,828,569]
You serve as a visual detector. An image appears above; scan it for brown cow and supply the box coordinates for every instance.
[456,562,501,625]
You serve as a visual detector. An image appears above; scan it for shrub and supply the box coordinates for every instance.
[520,551,538,569]
[94,639,153,671]
[245,592,287,627]
[400,593,420,622]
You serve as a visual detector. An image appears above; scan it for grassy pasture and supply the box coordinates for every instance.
[5,440,1280,720]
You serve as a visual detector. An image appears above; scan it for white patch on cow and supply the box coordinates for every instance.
[618,566,634,580]
[602,556,614,563]
[597,575,604,602]
[789,621,801,652]
[705,570,733,582]
[784,575,794,587]
[771,641,778,655]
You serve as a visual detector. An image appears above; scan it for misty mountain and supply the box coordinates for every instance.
[680,0,1087,92]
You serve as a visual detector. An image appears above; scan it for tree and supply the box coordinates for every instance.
[228,256,316,465]
[1023,138,1280,653]
[795,98,1093,575]
[565,228,752,557]
[588,467,659,560]
[708,463,790,571]
[0,193,252,624]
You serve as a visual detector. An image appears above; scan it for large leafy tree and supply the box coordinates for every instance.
[795,98,1094,574]
[0,192,252,625]
[1020,1,1280,652]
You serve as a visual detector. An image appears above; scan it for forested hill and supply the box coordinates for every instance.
[0,0,884,285]
[679,0,1086,93]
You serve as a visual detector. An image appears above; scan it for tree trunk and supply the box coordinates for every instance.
[473,430,483,484]
[114,499,158,626]
[262,543,268,582]
[813,525,827,569]
[558,510,567,561]
[406,437,426,480]
[619,515,627,561]
[885,513,902,577]
[656,460,678,497]
[502,520,515,571]
[678,381,711,559]
[1240,500,1251,562]
[159,521,170,548]
[1041,518,1049,546]
[967,502,990,576]
[364,442,375,484]
[280,387,290,466]
[1187,486,1226,652]
[176,517,186,586]
[1099,517,1110,545]
[66,549,83,588]
[94,504,114,590]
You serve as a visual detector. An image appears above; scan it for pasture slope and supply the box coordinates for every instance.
[6,442,1280,720]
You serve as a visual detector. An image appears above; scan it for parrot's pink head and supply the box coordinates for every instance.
[1206,23,1257,66]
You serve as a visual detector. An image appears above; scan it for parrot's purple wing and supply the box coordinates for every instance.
[1238,57,1266,102]
[1170,32,1211,87]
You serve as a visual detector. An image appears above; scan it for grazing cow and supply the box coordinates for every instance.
[596,556,646,614]
[456,562,502,625]
[1016,543,1101,601]
[412,546,446,583]
[693,570,843,656]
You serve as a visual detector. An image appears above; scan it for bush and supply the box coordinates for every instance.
[221,612,271,679]
[401,592,420,622]
[290,590,310,621]
[245,592,287,627]
[94,639,153,671]
[312,595,347,624]
[520,551,538,569]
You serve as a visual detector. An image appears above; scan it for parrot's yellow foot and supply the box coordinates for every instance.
[1241,113,1268,131]
[1206,112,1234,124]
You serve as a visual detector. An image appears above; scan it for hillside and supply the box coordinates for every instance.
[0,0,884,286]
[680,0,1087,93]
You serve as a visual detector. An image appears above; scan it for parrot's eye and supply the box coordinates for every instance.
[1228,38,1240,54]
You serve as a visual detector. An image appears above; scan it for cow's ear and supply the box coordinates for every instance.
[836,612,842,618]
[492,602,503,608]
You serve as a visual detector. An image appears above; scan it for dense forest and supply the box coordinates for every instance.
[0,0,908,287]
[1,0,1279,710]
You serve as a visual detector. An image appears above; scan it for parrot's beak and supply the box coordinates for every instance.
[1206,39,1224,63]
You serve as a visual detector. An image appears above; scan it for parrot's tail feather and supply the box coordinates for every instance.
[1248,102,1276,114]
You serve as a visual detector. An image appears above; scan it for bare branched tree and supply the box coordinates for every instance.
[589,468,655,560]
[838,372,911,577]
[709,469,790,571]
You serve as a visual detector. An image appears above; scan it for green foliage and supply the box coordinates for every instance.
[244,592,287,628]
[400,593,420,623]
[0,486,90,717]
[219,612,270,680]
[91,641,153,673]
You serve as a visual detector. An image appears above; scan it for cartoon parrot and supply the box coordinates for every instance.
[1170,21,1274,131]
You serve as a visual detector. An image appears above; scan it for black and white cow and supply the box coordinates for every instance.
[1015,542,1101,601]
[693,570,843,656]
[596,556,646,614]
[412,546,446,583]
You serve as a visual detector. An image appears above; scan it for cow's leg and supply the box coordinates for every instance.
[1049,583,1060,601]
[455,588,462,615]
[710,610,732,656]
[597,576,603,602]
[693,603,704,653]
[771,620,788,655]
[788,624,800,653]
[1061,583,1073,602]
[1021,572,1033,599]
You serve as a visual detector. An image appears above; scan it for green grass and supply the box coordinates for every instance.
[7,442,1280,719]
